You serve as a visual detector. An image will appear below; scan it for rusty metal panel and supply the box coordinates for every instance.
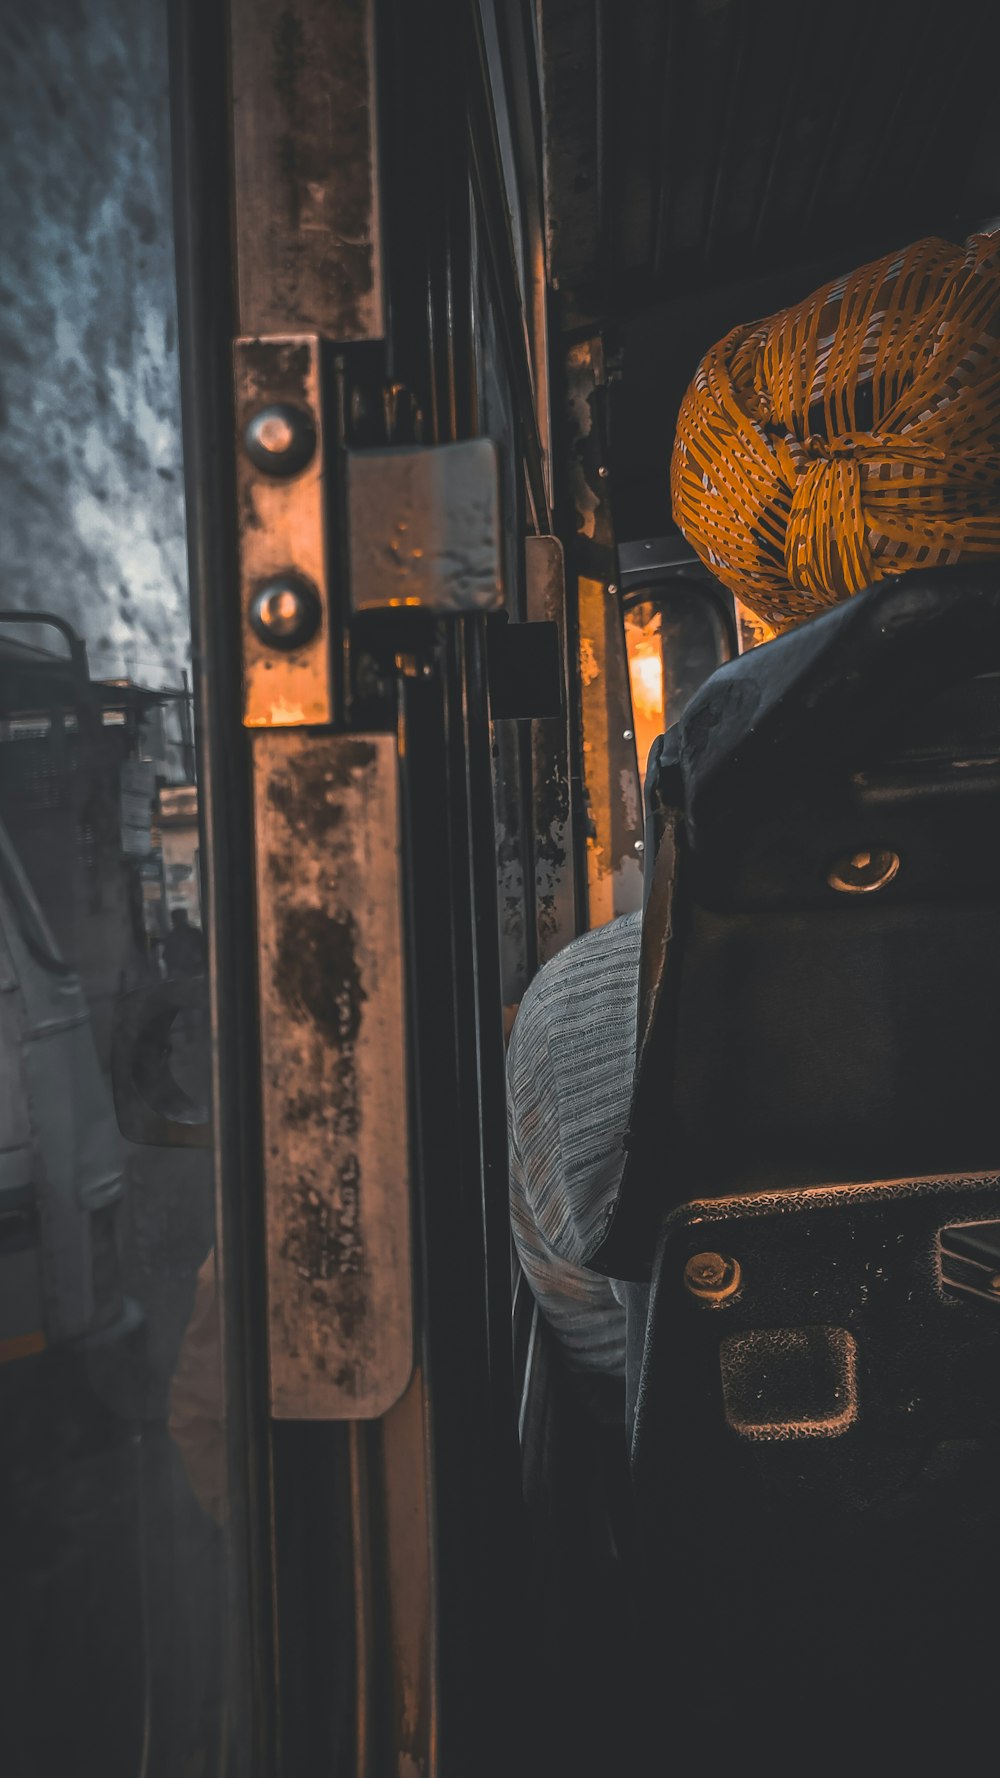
[252,730,413,1419]
[376,1369,436,1770]
[526,534,578,962]
[492,717,531,1011]
[577,567,644,924]
[347,441,503,613]
[229,0,384,340]
[234,335,332,728]
[566,338,644,925]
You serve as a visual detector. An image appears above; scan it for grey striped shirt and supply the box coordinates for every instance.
[507,911,642,1376]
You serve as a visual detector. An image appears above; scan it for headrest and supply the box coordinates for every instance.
[646,561,1000,899]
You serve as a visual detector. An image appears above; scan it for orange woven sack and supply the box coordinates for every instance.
[671,232,1000,633]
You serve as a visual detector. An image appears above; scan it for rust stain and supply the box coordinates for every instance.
[283,1086,325,1126]
[282,1178,364,1285]
[232,0,382,339]
[579,633,600,685]
[279,1173,368,1369]
[266,739,375,841]
[240,336,314,406]
[275,905,366,1044]
[331,1050,360,1138]
[254,730,412,1419]
[272,8,307,107]
[321,736,377,784]
[271,9,307,234]
[267,773,343,838]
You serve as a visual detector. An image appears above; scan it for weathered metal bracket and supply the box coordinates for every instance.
[347,439,503,613]
[234,335,332,729]
[252,731,413,1419]
[487,618,562,719]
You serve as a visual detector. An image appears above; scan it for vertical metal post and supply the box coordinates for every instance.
[168,0,276,1768]
[564,337,644,927]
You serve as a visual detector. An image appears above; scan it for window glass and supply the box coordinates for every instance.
[623,600,666,781]
[1,7,234,1773]
[623,581,736,776]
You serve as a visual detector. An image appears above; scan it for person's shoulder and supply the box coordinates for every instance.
[510,911,642,1059]
[541,909,642,981]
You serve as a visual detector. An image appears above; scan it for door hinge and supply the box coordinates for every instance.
[234,334,332,729]
[347,440,502,615]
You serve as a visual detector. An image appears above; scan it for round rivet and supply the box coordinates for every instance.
[598,465,609,478]
[827,848,900,895]
[249,575,321,650]
[607,583,618,596]
[633,839,645,853]
[243,404,316,476]
[623,729,634,741]
[684,1250,741,1302]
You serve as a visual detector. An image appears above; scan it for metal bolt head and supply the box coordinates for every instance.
[597,465,609,478]
[243,404,316,476]
[684,1250,741,1302]
[607,583,618,596]
[623,729,634,741]
[633,839,645,853]
[827,847,900,895]
[249,575,321,651]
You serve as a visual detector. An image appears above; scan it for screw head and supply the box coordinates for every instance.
[684,1251,741,1302]
[827,848,900,895]
[244,404,316,476]
[607,583,619,596]
[633,838,645,853]
[623,729,634,741]
[249,575,321,650]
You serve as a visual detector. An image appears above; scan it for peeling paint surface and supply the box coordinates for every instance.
[577,576,644,924]
[253,730,413,1419]
[492,718,529,1004]
[230,0,384,339]
[1,0,189,685]
[578,633,600,686]
[619,762,640,832]
[566,342,600,539]
[525,534,578,963]
[566,339,644,925]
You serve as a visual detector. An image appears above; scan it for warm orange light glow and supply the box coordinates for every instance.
[734,597,775,650]
[624,601,665,777]
[629,650,663,708]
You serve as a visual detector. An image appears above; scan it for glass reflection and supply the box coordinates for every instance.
[623,599,666,779]
[0,4,228,1775]
[623,580,738,779]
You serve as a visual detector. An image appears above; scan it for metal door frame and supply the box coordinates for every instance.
[168,0,562,1769]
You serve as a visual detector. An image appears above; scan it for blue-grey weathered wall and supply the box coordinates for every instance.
[0,0,189,687]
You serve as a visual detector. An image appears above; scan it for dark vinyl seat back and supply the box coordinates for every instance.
[591,565,1000,1755]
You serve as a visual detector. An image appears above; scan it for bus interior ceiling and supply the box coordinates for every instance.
[541,0,1000,543]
